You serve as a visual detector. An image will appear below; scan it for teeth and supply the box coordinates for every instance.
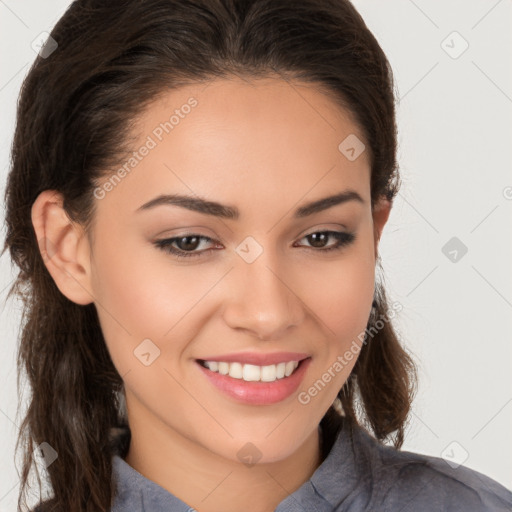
[218,362,229,375]
[202,360,300,382]
[284,361,296,377]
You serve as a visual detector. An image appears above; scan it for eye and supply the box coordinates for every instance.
[296,230,356,253]
[154,230,356,259]
[154,234,218,259]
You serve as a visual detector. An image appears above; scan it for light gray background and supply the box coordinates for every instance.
[1,1,511,510]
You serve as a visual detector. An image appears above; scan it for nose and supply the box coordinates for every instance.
[222,255,306,341]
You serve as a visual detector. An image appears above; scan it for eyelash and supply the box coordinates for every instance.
[154,230,356,259]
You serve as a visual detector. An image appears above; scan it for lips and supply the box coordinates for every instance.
[196,356,312,405]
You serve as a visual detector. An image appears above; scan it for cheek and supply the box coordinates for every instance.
[304,239,375,340]
[300,233,375,394]
[89,230,205,370]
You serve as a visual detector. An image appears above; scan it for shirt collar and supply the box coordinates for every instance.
[111,418,360,512]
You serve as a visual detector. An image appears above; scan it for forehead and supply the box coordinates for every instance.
[96,76,371,216]
[138,75,367,150]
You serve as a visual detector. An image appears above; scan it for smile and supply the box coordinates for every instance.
[195,357,312,405]
[198,359,300,382]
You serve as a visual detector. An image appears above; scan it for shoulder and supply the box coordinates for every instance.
[377,449,512,511]
[350,425,512,511]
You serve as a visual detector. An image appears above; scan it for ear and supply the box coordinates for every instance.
[372,196,392,262]
[31,190,94,305]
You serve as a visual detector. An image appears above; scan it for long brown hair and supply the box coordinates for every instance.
[2,1,416,510]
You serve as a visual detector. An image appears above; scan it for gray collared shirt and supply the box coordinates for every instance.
[110,419,512,511]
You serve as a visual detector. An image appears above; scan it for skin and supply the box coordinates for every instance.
[31,76,391,512]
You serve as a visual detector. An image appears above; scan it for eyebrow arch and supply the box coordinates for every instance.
[135,190,365,220]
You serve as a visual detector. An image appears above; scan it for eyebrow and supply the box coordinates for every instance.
[135,189,365,220]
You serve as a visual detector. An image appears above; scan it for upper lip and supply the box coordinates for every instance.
[197,352,310,366]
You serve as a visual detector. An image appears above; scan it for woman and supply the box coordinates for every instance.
[3,0,511,511]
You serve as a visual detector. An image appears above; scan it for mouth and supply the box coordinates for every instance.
[196,357,308,383]
[195,357,312,405]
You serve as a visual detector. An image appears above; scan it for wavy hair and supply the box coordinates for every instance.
[2,0,416,510]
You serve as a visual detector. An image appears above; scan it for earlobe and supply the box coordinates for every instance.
[372,197,392,261]
[31,190,94,306]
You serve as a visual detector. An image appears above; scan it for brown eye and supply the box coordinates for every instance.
[154,234,217,259]
[296,231,356,252]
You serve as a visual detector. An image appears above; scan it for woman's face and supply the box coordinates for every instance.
[85,76,390,463]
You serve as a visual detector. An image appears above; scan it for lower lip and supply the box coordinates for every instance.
[196,358,312,405]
